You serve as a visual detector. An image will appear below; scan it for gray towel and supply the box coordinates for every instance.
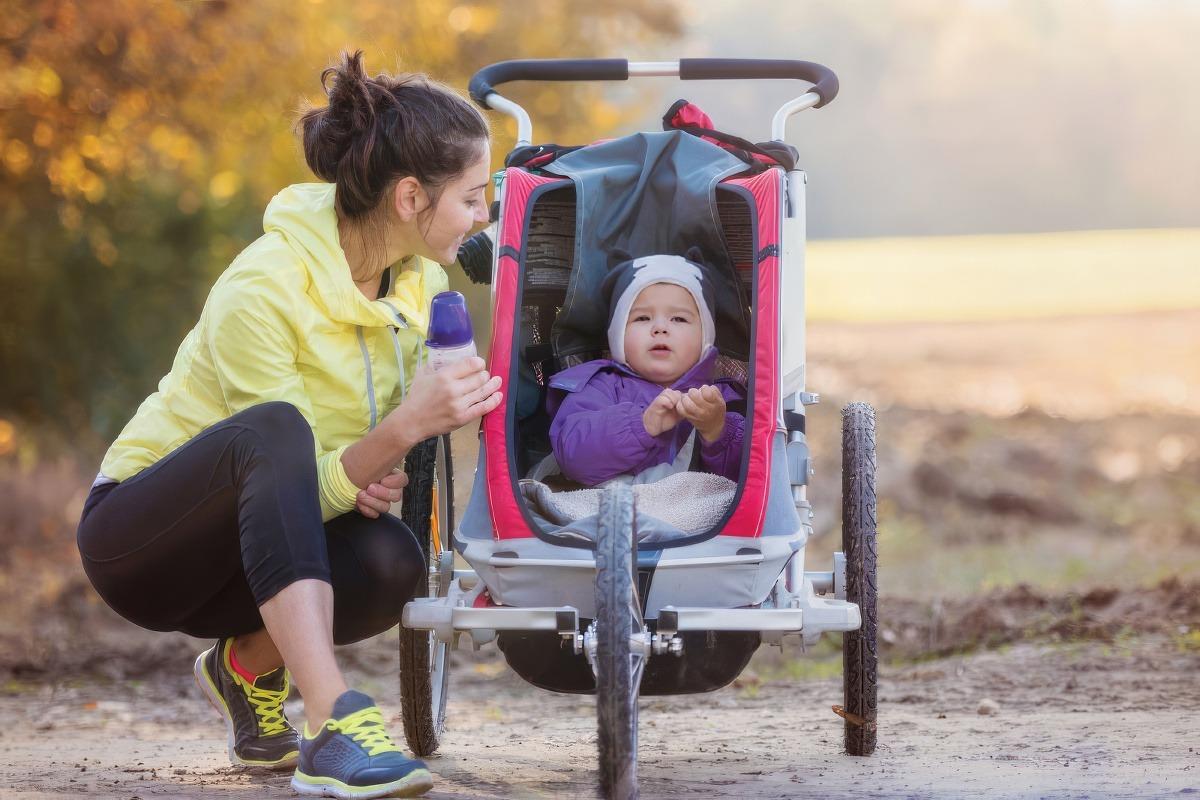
[519,471,737,541]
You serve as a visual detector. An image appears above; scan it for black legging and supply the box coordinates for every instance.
[76,401,425,644]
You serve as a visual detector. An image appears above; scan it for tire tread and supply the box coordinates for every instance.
[595,485,638,798]
[842,402,878,757]
[398,436,449,757]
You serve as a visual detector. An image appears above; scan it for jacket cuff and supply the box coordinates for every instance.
[631,407,663,450]
[699,417,740,456]
[318,444,360,522]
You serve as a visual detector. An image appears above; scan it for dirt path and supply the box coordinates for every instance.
[2,634,1196,799]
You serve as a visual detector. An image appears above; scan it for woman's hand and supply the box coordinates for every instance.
[384,356,503,446]
[677,385,727,443]
[643,388,683,436]
[355,469,408,519]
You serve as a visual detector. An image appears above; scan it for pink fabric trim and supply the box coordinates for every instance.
[717,170,781,537]
[484,169,566,540]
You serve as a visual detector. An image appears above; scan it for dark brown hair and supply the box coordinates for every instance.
[300,51,489,221]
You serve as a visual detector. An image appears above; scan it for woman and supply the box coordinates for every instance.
[75,51,497,799]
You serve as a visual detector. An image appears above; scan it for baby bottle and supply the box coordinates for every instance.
[425,291,477,372]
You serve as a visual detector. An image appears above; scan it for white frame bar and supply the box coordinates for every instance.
[628,60,680,76]
[771,92,822,142]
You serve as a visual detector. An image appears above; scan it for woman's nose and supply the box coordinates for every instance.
[473,203,489,225]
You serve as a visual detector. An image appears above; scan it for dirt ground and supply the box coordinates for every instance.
[2,582,1196,798]
[2,310,1199,798]
[1,627,1197,799]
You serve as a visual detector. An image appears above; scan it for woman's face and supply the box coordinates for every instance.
[417,143,492,265]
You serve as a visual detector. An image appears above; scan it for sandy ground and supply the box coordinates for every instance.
[1,632,1197,799]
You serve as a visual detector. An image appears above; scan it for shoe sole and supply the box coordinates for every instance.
[193,648,299,771]
[290,768,434,799]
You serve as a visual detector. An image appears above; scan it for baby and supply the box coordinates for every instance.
[547,251,746,487]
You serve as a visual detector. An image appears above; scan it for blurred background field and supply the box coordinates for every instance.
[808,228,1200,322]
[1,0,1198,679]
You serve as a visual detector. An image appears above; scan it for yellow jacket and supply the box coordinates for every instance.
[99,183,448,520]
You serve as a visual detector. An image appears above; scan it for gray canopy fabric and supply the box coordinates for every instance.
[544,130,752,362]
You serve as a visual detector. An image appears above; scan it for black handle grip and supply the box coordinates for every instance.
[469,59,630,107]
[679,59,838,107]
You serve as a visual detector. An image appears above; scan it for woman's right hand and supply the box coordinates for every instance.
[386,356,502,444]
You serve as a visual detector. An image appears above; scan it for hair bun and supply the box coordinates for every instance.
[300,50,377,183]
[296,49,488,220]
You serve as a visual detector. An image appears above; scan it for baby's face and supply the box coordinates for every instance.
[623,283,703,386]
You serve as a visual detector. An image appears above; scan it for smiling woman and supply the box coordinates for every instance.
[74,50,501,799]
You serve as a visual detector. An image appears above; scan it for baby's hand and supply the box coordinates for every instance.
[677,385,727,443]
[643,388,684,436]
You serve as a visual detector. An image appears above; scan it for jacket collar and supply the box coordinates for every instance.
[262,183,434,332]
[549,346,720,393]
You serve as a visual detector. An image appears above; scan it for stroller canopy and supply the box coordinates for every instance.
[543,131,753,362]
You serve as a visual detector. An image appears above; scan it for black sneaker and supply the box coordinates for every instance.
[194,638,300,769]
[291,690,433,799]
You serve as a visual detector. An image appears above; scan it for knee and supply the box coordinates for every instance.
[356,517,425,596]
[329,515,426,645]
[229,402,314,460]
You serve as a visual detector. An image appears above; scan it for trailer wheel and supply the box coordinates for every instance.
[398,434,453,757]
[595,483,640,799]
[841,402,878,757]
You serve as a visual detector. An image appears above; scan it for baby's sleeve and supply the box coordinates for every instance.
[698,411,746,482]
[549,379,666,487]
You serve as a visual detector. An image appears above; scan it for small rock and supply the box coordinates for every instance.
[977,698,1000,715]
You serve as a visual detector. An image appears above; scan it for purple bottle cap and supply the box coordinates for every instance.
[426,291,474,348]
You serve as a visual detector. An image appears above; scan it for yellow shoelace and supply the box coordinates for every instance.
[241,676,290,737]
[327,706,402,757]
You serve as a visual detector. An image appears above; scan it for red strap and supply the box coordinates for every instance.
[670,101,714,130]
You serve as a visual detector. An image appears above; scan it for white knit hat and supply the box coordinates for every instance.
[603,253,716,366]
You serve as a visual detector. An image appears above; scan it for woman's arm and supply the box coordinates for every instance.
[340,357,501,488]
[207,285,500,520]
[207,285,361,520]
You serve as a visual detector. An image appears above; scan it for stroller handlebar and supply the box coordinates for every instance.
[469,58,839,108]
[469,59,630,106]
[679,59,838,107]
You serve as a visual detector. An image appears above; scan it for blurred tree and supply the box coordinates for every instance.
[0,0,680,447]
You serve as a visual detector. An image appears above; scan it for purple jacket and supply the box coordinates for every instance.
[547,348,746,487]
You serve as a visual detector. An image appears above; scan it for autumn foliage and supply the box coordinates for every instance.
[0,0,679,448]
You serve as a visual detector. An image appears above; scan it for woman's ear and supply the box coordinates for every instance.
[392,177,428,222]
